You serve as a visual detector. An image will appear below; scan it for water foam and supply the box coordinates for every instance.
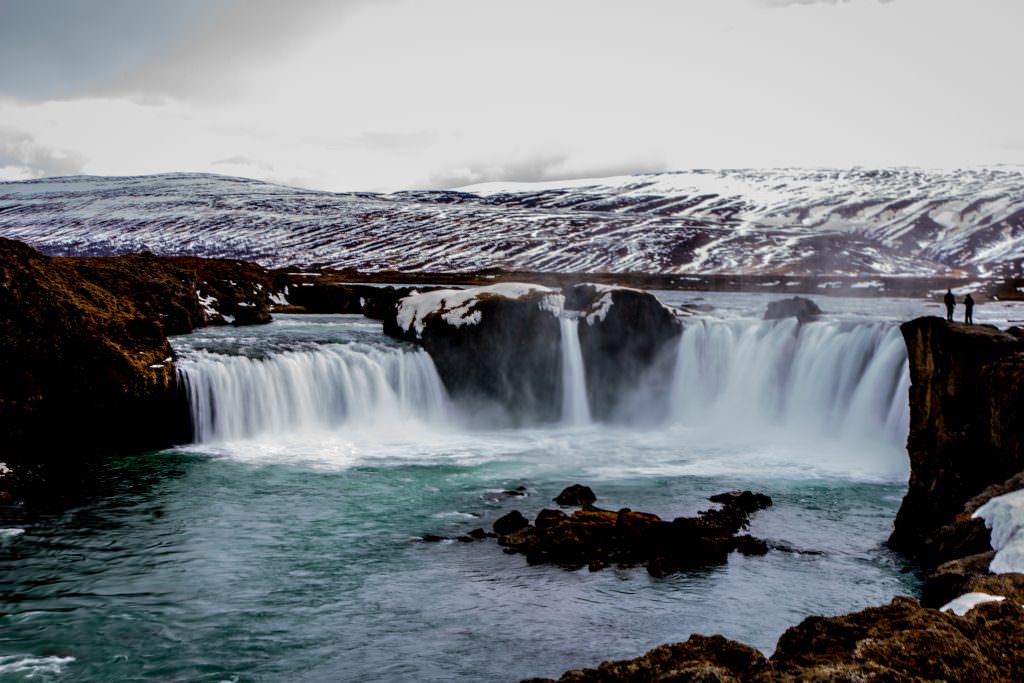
[0,655,75,677]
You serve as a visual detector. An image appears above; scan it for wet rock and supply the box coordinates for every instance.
[569,284,683,421]
[383,282,682,423]
[493,510,530,536]
[496,489,772,576]
[535,509,569,529]
[384,284,564,424]
[709,491,773,515]
[553,484,597,507]
[763,296,822,322]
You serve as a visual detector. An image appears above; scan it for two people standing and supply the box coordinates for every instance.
[944,289,974,324]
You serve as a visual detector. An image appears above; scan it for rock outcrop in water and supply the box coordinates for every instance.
[523,597,1024,682]
[384,283,682,423]
[568,285,682,421]
[763,296,822,323]
[890,317,1024,560]
[494,488,772,575]
[0,238,279,485]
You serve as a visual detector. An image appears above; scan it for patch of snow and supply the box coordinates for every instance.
[585,291,614,325]
[940,592,1006,616]
[974,489,1024,573]
[197,291,219,318]
[395,283,558,338]
[0,528,24,540]
[850,280,884,289]
[270,287,290,305]
[148,364,165,369]
[0,462,10,475]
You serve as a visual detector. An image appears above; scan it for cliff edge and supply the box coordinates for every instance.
[890,316,1024,558]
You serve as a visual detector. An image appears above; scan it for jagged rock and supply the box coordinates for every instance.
[526,598,1024,682]
[553,484,597,507]
[763,296,822,322]
[521,634,768,682]
[495,489,772,576]
[766,597,1024,682]
[568,284,683,420]
[890,317,1024,558]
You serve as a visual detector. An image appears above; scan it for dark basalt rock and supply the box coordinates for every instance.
[568,285,683,421]
[493,510,530,536]
[383,283,683,423]
[553,484,597,507]
[384,285,564,424]
[495,489,772,576]
[526,597,1024,682]
[763,296,822,322]
[890,317,1024,558]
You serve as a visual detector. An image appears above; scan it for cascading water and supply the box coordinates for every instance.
[667,318,909,448]
[177,344,450,442]
[559,316,591,426]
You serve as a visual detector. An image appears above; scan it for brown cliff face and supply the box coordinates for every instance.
[0,239,278,478]
[890,316,1024,558]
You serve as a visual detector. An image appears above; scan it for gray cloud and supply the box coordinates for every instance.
[758,0,894,6]
[0,126,86,178]
[97,0,383,100]
[212,155,275,172]
[0,0,220,99]
[427,155,667,190]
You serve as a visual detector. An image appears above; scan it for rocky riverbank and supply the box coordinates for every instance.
[0,238,283,495]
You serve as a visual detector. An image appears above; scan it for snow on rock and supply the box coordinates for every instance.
[394,283,561,338]
[197,291,219,319]
[974,489,1024,574]
[940,592,1006,616]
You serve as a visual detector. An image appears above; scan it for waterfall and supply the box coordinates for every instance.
[177,344,451,442]
[559,317,591,426]
[667,319,909,448]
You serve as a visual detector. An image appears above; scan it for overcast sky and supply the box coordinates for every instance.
[0,0,1021,191]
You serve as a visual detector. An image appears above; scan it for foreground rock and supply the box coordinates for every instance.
[524,597,1024,682]
[494,487,772,576]
[384,283,681,422]
[890,317,1024,559]
[0,238,279,487]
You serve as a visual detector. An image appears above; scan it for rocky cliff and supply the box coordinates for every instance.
[0,238,278,486]
[383,282,682,423]
[890,316,1024,559]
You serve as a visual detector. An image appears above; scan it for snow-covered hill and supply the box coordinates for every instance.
[1,168,1022,277]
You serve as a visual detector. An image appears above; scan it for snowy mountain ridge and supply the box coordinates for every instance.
[1,168,1022,277]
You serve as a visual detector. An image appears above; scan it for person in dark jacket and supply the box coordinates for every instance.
[964,293,975,324]
[944,289,955,321]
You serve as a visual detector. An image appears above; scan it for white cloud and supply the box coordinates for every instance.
[0,0,1020,191]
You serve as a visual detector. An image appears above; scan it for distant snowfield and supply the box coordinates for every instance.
[1,168,1022,277]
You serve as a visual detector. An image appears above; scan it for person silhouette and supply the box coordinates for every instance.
[944,289,955,322]
[964,293,974,325]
